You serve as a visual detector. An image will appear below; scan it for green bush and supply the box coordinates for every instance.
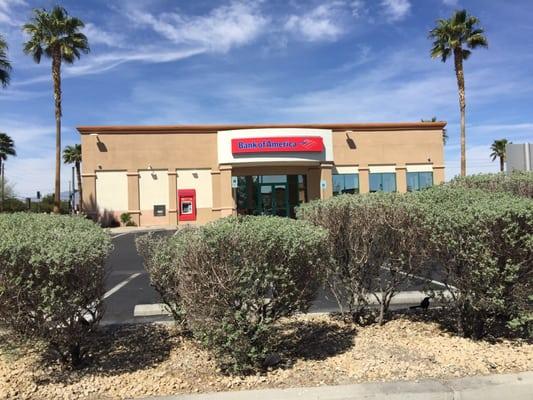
[449,171,533,198]
[413,186,533,339]
[120,212,136,226]
[0,213,112,366]
[297,193,430,325]
[136,231,186,324]
[151,216,327,373]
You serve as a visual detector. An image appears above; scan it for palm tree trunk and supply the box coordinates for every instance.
[500,156,504,172]
[454,48,466,176]
[52,49,62,214]
[0,159,3,212]
[75,161,82,212]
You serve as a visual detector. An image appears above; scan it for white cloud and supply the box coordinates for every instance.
[126,1,268,52]
[442,0,459,6]
[0,0,26,26]
[285,2,346,42]
[83,23,126,48]
[381,0,411,21]
[350,0,367,17]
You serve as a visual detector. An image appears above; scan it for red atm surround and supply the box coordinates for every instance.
[177,189,196,222]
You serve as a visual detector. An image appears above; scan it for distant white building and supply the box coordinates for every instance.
[507,143,532,172]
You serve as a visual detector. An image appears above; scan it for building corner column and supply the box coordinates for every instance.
[395,165,407,193]
[168,170,177,225]
[433,165,445,185]
[320,162,334,200]
[127,171,140,226]
[219,165,235,217]
[358,165,369,194]
[81,173,97,220]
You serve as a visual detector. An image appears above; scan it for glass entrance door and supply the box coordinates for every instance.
[236,174,306,217]
[259,183,288,217]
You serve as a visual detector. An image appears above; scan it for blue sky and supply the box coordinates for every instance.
[1,0,532,197]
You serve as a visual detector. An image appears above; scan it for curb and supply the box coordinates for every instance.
[139,371,533,400]
[133,291,452,317]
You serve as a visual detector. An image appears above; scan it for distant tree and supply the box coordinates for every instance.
[0,34,11,87]
[490,139,510,172]
[429,9,488,176]
[421,116,448,145]
[23,6,89,214]
[63,144,82,211]
[0,133,16,212]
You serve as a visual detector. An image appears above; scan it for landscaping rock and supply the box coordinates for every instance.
[1,315,532,400]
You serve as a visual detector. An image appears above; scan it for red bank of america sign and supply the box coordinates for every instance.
[231,136,324,154]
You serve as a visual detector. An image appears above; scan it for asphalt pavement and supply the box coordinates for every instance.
[102,230,444,325]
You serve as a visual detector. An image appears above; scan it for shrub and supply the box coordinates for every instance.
[120,212,136,226]
[136,231,186,324]
[162,216,327,373]
[413,186,533,339]
[297,193,430,325]
[0,213,113,366]
[448,171,533,198]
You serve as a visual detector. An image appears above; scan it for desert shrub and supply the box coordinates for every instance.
[136,231,186,324]
[297,193,430,325]
[170,216,327,373]
[0,213,112,366]
[413,186,533,339]
[448,171,533,198]
[120,212,136,226]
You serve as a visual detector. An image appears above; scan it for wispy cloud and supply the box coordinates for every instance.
[0,0,26,26]
[284,2,346,42]
[82,22,127,48]
[126,1,268,52]
[381,0,411,21]
[442,0,459,6]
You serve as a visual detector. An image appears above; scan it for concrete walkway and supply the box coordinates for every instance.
[140,371,533,400]
[108,225,177,235]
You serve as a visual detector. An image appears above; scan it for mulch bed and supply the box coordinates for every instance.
[1,314,531,400]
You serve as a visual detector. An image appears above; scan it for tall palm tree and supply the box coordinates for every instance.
[0,33,11,87]
[23,6,89,213]
[0,133,16,212]
[490,139,510,172]
[429,9,488,176]
[63,144,82,212]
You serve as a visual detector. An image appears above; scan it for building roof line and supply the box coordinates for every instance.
[77,122,447,134]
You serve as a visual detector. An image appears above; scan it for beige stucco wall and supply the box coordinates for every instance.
[95,171,128,213]
[139,170,169,210]
[80,123,446,225]
[176,169,213,208]
[139,169,169,226]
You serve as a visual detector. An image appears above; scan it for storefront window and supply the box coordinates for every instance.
[407,172,433,191]
[333,174,359,195]
[236,175,307,218]
[369,173,396,192]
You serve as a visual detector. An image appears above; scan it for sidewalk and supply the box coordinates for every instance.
[140,371,533,400]
[108,225,177,235]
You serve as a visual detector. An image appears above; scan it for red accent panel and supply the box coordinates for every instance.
[178,189,196,222]
[231,136,324,154]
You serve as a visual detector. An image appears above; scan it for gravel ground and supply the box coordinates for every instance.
[1,314,531,400]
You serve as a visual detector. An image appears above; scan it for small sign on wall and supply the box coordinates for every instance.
[154,205,166,216]
[320,180,327,189]
[231,176,239,188]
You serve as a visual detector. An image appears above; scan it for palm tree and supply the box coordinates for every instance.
[0,34,11,87]
[490,139,510,172]
[23,6,89,213]
[429,9,488,176]
[0,133,16,212]
[63,144,83,212]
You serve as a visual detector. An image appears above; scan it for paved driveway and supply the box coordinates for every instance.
[102,230,444,325]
